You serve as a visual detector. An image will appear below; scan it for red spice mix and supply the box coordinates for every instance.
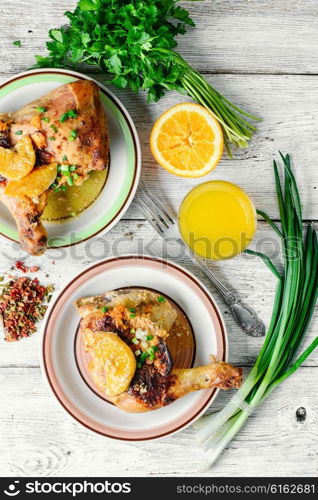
[15,261,39,273]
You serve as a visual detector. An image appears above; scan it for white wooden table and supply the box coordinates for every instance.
[1,0,317,477]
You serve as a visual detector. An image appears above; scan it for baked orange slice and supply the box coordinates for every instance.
[83,330,136,397]
[0,135,35,181]
[150,103,224,177]
[5,163,57,200]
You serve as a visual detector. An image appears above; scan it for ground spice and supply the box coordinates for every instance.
[15,261,39,273]
[0,276,54,341]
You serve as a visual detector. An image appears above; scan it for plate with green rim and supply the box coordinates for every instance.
[0,69,141,249]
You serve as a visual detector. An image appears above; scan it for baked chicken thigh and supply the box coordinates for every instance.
[76,288,242,413]
[0,80,108,255]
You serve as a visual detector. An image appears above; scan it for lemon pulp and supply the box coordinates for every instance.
[179,180,256,260]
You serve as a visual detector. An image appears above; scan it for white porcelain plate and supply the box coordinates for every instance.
[41,256,228,441]
[0,69,141,248]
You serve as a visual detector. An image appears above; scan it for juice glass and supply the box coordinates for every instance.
[178,180,257,260]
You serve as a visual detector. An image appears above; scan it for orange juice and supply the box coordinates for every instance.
[179,181,256,260]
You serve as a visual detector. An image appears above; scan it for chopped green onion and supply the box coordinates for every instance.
[130,328,135,334]
[62,154,68,162]
[129,308,135,313]
[73,173,79,180]
[70,129,77,138]
[60,112,69,123]
[70,165,77,172]
[130,313,136,318]
[60,109,78,122]
[157,296,165,303]
[68,109,78,118]
[42,116,50,123]
[36,106,46,113]
[68,136,75,142]
[101,306,108,313]
[153,346,158,352]
[131,338,139,345]
[15,130,22,135]
[60,185,67,192]
[50,124,58,132]
[13,40,21,47]
[135,350,141,356]
[146,335,154,341]
[140,352,149,363]
[137,362,142,369]
[49,136,56,141]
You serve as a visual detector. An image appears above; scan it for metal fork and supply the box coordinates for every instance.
[134,182,265,337]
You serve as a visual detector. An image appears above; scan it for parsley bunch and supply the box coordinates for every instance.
[35,0,259,154]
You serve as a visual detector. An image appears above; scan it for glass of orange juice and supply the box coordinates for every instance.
[178,181,256,260]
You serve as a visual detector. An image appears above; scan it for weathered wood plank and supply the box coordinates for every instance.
[1,366,317,477]
[1,221,317,367]
[1,71,318,219]
[1,1,318,76]
[108,73,318,221]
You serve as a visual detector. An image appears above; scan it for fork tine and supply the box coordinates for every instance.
[134,194,165,235]
[140,181,175,226]
[138,190,169,229]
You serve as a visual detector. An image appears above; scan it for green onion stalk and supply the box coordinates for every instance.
[173,53,259,156]
[194,153,318,471]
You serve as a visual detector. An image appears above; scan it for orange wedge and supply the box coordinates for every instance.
[150,103,224,177]
[5,163,58,200]
[0,135,35,181]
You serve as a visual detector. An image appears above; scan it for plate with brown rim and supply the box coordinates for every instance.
[41,255,227,441]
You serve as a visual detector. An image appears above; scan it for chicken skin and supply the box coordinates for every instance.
[76,288,242,413]
[0,80,108,255]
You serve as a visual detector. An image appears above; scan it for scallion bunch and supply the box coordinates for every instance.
[195,153,318,470]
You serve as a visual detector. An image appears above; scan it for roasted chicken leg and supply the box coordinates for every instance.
[0,80,108,255]
[111,358,242,413]
[76,288,242,413]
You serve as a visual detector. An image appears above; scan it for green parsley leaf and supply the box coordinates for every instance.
[33,0,258,152]
[78,0,101,10]
[49,29,63,44]
[13,40,21,47]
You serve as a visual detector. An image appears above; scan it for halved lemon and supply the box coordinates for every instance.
[150,103,224,177]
